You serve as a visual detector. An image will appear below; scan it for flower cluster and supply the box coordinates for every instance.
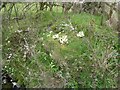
[15,30,23,33]
[59,35,68,44]
[52,34,59,39]
[60,21,75,31]
[69,21,75,31]
[52,34,68,45]
[76,31,85,37]
[7,53,12,59]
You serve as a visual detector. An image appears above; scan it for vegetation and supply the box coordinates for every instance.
[1,2,119,88]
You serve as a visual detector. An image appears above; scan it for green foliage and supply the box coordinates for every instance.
[2,3,118,88]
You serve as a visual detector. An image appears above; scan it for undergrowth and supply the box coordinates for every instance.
[2,4,118,88]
